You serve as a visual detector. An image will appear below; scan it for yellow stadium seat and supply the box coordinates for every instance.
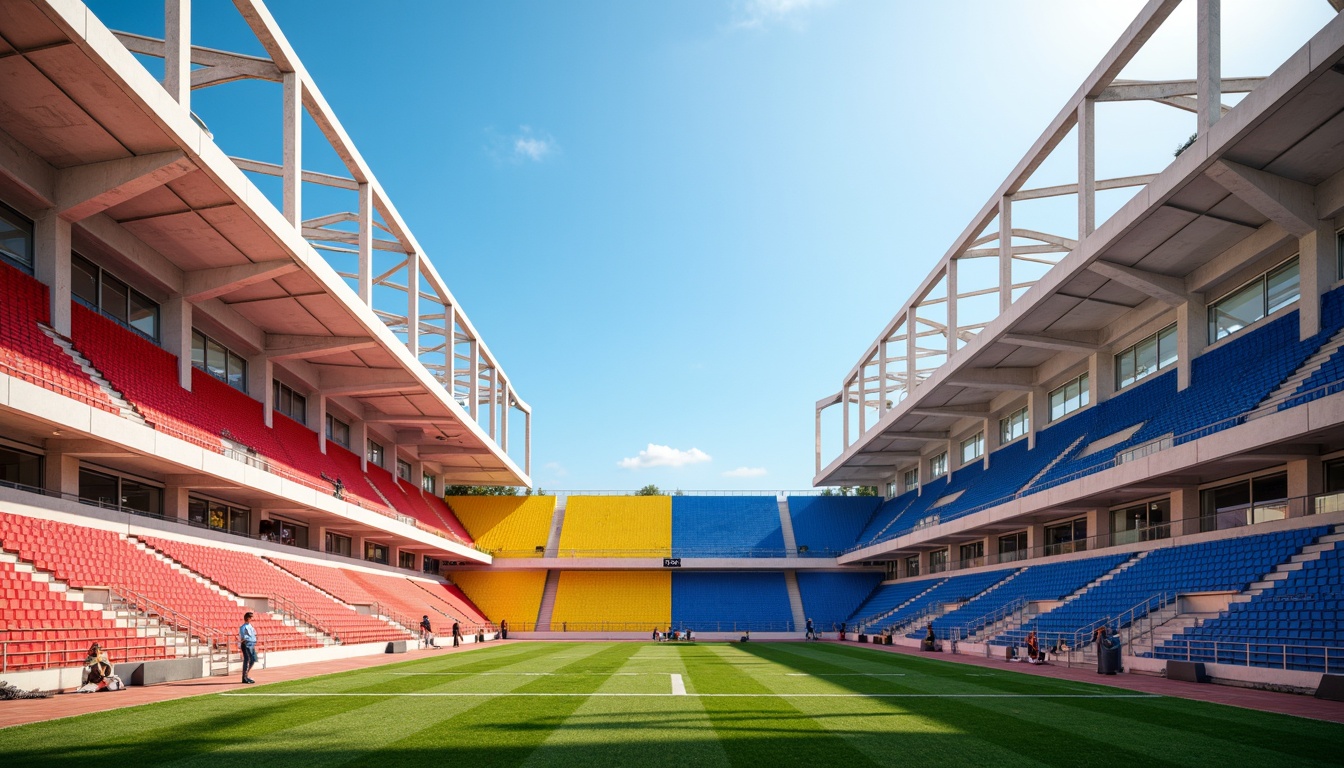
[550,571,670,630]
[446,496,556,557]
[451,571,548,628]
[559,496,671,556]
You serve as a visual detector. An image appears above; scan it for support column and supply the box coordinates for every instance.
[1286,458,1323,518]
[444,303,456,390]
[501,381,510,452]
[1177,293,1208,391]
[1027,387,1044,450]
[161,295,193,390]
[163,483,190,520]
[1170,486,1202,537]
[1085,507,1108,550]
[1299,219,1334,339]
[281,71,302,228]
[1197,0,1222,134]
[981,417,991,470]
[312,525,327,553]
[317,394,328,454]
[42,449,80,498]
[488,366,499,441]
[354,419,368,472]
[33,211,72,336]
[524,408,532,476]
[905,307,917,394]
[1077,99,1096,239]
[858,364,867,435]
[1024,522,1045,558]
[878,341,889,415]
[164,0,191,108]
[357,182,373,304]
[999,197,1012,312]
[947,259,959,356]
[1093,347,1116,403]
[815,407,823,475]
[407,253,420,357]
[468,339,480,422]
[842,380,851,449]
[249,356,273,428]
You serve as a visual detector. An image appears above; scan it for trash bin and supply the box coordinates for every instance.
[1096,638,1121,675]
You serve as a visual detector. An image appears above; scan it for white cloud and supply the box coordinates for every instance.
[618,444,712,469]
[722,466,767,478]
[735,0,835,29]
[514,135,552,162]
[543,461,568,478]
[487,125,557,164]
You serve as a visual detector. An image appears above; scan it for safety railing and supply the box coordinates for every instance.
[944,595,1029,642]
[0,627,172,674]
[1153,637,1344,674]
[511,620,795,633]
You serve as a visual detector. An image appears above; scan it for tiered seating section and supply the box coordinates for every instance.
[139,537,410,645]
[550,571,670,629]
[0,557,168,670]
[451,571,547,627]
[0,263,114,414]
[870,570,1015,633]
[919,554,1130,639]
[671,571,794,630]
[68,304,470,544]
[788,497,880,556]
[999,527,1326,647]
[0,512,314,651]
[847,578,947,627]
[796,571,883,630]
[671,497,785,557]
[1155,538,1344,671]
[448,496,556,556]
[270,557,488,629]
[558,497,671,557]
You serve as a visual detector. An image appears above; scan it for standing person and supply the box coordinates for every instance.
[451,619,462,647]
[500,618,508,640]
[239,612,258,684]
[805,617,814,641]
[420,615,434,648]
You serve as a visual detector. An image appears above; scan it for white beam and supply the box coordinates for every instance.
[1197,0,1222,133]
[164,0,190,107]
[182,259,299,301]
[1085,260,1189,305]
[264,334,377,361]
[55,151,195,222]
[945,368,1037,392]
[1205,160,1318,238]
[281,71,302,227]
[1000,331,1102,353]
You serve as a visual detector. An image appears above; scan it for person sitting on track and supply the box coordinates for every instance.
[921,623,940,652]
[1026,631,1044,664]
[77,643,123,693]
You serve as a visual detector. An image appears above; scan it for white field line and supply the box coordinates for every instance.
[222,693,1162,699]
[784,673,906,677]
[388,672,659,676]
[671,674,686,695]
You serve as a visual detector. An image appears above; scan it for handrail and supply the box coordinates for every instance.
[270,594,334,643]
[945,595,1029,642]
[1155,637,1343,673]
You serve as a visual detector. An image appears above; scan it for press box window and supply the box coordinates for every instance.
[326,415,350,447]
[999,407,1028,444]
[72,253,159,341]
[1208,256,1300,343]
[928,452,947,479]
[421,472,435,493]
[1048,372,1090,422]
[367,439,384,467]
[0,202,34,273]
[397,459,412,481]
[192,330,247,392]
[1115,323,1177,391]
[273,381,306,422]
[903,467,919,492]
[960,432,984,464]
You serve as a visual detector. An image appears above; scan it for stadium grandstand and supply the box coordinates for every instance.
[0,0,1340,749]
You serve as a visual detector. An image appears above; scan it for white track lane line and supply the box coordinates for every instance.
[671,674,686,695]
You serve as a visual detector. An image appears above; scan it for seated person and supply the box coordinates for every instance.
[78,643,123,693]
[740,629,751,643]
[920,623,940,652]
[685,628,694,642]
[652,627,661,642]
[1025,631,1044,664]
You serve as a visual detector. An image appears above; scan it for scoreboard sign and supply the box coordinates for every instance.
[663,558,682,568]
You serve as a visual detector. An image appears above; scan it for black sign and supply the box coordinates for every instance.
[663,558,682,568]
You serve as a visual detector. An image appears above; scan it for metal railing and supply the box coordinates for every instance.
[943,595,1029,642]
[0,627,171,674]
[1154,637,1344,673]
[512,620,795,633]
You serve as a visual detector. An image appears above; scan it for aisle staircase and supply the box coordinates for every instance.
[1248,326,1344,419]
[778,497,798,557]
[44,326,145,425]
[783,570,806,630]
[544,499,567,558]
[535,570,560,630]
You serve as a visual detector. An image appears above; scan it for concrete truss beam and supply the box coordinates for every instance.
[56,151,196,222]
[944,368,1037,392]
[1085,260,1189,305]
[416,444,494,456]
[1096,77,1263,101]
[264,334,377,361]
[1000,330,1103,353]
[879,431,950,441]
[1205,160,1318,237]
[182,259,300,302]
[111,31,282,83]
[907,405,994,419]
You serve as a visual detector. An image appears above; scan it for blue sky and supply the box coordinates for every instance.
[87,1,1333,491]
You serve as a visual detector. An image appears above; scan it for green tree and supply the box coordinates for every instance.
[856,486,878,497]
[443,485,519,496]
[635,484,663,496]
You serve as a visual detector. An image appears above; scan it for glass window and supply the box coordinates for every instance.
[364,541,388,564]
[0,445,41,489]
[395,459,411,481]
[326,414,350,447]
[1044,517,1087,556]
[421,471,435,493]
[226,350,246,391]
[1208,256,1300,342]
[999,407,1028,444]
[1048,372,1090,421]
[192,330,247,392]
[960,432,984,463]
[1115,323,1178,391]
[71,253,99,307]
[904,554,920,578]
[422,556,441,574]
[128,291,158,339]
[326,532,352,557]
[1110,499,1170,545]
[367,439,384,466]
[192,330,206,370]
[903,467,919,491]
[929,452,947,479]
[399,551,416,569]
[0,203,33,272]
[78,468,119,508]
[100,272,129,324]
[998,532,1027,563]
[205,338,227,380]
[959,541,984,566]
[119,479,161,516]
[273,381,306,422]
[928,548,949,573]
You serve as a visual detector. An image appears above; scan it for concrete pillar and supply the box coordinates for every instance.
[161,295,193,390]
[842,379,851,449]
[1077,98,1096,239]
[947,260,959,356]
[1024,523,1045,558]
[1170,486,1201,537]
[1085,507,1108,550]
[164,0,191,108]
[1299,220,1335,339]
[42,450,80,497]
[1093,348,1116,402]
[999,197,1012,312]
[468,339,480,422]
[312,525,327,553]
[1286,458,1323,517]
[354,419,368,472]
[317,394,328,454]
[878,340,889,417]
[249,356,273,427]
[1027,388,1040,449]
[1197,0,1221,134]
[163,483,190,520]
[357,182,373,305]
[249,508,264,538]
[524,408,532,477]
[1177,293,1208,391]
[407,253,420,357]
[33,211,72,336]
[352,534,367,561]
[905,307,917,394]
[281,71,302,228]
[981,417,991,470]
[488,366,498,441]
[501,381,510,453]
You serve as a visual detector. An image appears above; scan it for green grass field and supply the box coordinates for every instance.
[1,641,1340,766]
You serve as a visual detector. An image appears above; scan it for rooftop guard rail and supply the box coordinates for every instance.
[844,376,1344,556]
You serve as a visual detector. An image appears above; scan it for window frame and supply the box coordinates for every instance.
[1048,372,1091,422]
[326,414,351,448]
[902,467,919,492]
[1114,323,1178,391]
[928,452,948,479]
[1207,255,1300,343]
[192,329,247,392]
[367,439,384,467]
[998,406,1029,445]
[959,431,984,464]
[272,380,307,423]
[72,252,160,342]
[0,201,34,273]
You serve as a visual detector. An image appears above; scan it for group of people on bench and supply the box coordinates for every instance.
[653,627,694,642]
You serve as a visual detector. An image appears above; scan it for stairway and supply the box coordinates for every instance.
[1234,524,1344,600]
[1060,552,1148,605]
[777,496,798,557]
[858,577,947,628]
[543,498,568,557]
[1249,326,1344,418]
[42,325,146,425]
[783,570,806,631]
[1020,435,1087,492]
[535,570,560,630]
[985,553,1146,645]
[263,557,415,636]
